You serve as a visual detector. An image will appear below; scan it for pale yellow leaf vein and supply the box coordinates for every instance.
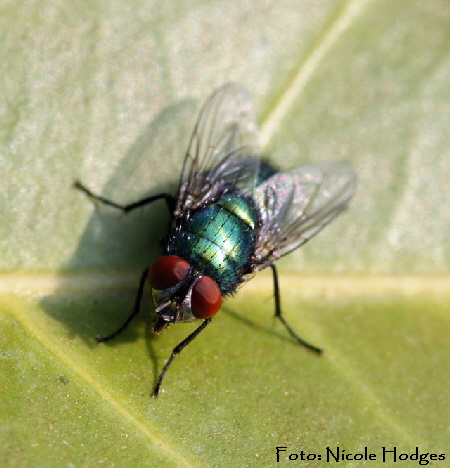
[4,294,198,468]
[260,0,374,147]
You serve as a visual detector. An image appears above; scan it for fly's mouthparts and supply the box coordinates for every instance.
[155,299,172,314]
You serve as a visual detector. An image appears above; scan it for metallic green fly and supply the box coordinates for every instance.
[75,84,357,396]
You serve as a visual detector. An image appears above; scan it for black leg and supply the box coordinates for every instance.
[270,264,322,354]
[97,268,149,342]
[74,180,176,213]
[152,318,212,397]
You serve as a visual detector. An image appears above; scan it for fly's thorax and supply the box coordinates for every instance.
[166,192,261,294]
[148,256,222,330]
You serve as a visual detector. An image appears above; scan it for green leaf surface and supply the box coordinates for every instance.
[2,0,449,466]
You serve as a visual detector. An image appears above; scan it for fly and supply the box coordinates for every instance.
[75,83,357,397]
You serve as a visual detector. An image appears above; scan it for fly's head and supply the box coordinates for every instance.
[148,256,222,333]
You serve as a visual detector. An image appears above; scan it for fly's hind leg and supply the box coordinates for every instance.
[270,264,322,354]
[74,180,176,213]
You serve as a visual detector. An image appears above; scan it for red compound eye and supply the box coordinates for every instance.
[148,256,190,290]
[191,276,222,319]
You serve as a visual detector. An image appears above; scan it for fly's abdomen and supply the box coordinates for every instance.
[169,194,258,293]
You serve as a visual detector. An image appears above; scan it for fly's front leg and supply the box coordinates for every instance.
[96,268,149,342]
[152,318,212,397]
[270,264,322,354]
[74,180,176,213]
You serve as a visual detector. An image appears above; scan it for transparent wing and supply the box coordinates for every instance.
[176,83,261,213]
[253,162,357,268]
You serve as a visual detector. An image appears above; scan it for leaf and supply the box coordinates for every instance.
[1,0,449,466]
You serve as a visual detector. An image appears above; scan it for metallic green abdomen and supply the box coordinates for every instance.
[169,194,258,293]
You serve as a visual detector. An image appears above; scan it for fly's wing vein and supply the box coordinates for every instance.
[253,161,357,268]
[176,83,261,213]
